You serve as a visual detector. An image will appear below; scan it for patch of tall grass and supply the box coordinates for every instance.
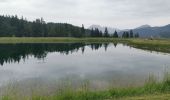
[1,72,170,100]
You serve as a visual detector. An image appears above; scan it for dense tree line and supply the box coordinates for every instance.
[90,27,115,38]
[90,28,139,38]
[0,15,89,37]
[0,15,140,38]
[122,30,139,38]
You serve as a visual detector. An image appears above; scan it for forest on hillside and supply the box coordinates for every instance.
[0,15,89,37]
[0,15,139,38]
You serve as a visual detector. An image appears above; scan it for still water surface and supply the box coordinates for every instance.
[0,43,170,88]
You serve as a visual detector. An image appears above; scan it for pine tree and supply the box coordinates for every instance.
[81,24,85,35]
[122,31,129,38]
[99,31,103,37]
[90,28,94,37]
[113,30,118,38]
[122,32,125,38]
[130,30,133,38]
[94,28,100,37]
[126,32,129,38]
[104,27,109,37]
[134,33,139,38]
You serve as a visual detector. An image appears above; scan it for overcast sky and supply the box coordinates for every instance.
[0,0,170,29]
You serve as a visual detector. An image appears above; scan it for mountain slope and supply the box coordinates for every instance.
[133,24,170,38]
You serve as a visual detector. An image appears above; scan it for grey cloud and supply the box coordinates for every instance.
[105,0,170,17]
[0,0,8,2]
[0,0,170,28]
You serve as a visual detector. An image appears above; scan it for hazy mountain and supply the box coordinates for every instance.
[135,24,151,29]
[133,24,170,38]
[89,25,120,34]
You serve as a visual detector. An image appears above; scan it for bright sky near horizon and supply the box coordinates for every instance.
[0,0,170,29]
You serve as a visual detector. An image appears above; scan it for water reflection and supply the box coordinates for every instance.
[0,43,170,89]
[0,43,114,66]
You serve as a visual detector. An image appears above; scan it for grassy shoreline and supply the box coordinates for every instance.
[0,37,125,43]
[0,37,169,44]
[1,73,170,100]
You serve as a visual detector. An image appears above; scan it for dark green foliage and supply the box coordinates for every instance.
[99,31,103,37]
[130,30,134,38]
[134,33,139,38]
[122,30,139,38]
[0,15,89,37]
[81,24,85,37]
[113,31,118,38]
[122,31,129,38]
[90,28,103,37]
[94,28,100,37]
[104,27,109,37]
[0,15,140,38]
[90,28,94,37]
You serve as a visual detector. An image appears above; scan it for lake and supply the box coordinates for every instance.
[0,43,170,91]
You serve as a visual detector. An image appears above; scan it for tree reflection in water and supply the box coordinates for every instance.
[0,43,117,65]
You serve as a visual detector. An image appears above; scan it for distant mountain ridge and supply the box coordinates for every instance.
[133,24,170,38]
[135,24,151,29]
[89,24,170,38]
